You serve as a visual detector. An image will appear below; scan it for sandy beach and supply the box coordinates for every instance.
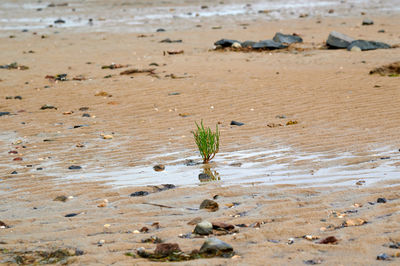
[1,0,400,265]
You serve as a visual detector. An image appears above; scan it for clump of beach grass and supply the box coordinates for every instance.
[192,121,220,164]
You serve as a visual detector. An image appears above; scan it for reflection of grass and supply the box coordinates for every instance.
[200,167,220,182]
[192,121,220,164]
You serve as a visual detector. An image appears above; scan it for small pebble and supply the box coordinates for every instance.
[68,165,82,170]
[377,197,387,203]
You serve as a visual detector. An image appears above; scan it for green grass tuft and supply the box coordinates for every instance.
[192,121,220,164]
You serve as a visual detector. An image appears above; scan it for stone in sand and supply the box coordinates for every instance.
[194,221,213,235]
[252,40,288,49]
[212,222,235,231]
[68,165,81,170]
[154,243,181,256]
[362,18,374,25]
[377,197,387,203]
[273,32,303,44]
[130,191,149,197]
[54,195,68,202]
[199,238,234,255]
[214,39,241,48]
[326,31,355,49]
[200,199,219,211]
[153,164,165,171]
[198,172,212,182]
[230,120,244,126]
[347,40,391,51]
[0,112,11,116]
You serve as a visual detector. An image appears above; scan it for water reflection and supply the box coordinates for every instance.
[199,165,220,182]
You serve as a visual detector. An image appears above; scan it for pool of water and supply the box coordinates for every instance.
[0,0,398,34]
[63,146,400,188]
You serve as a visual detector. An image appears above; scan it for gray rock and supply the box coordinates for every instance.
[362,19,374,25]
[199,173,212,182]
[194,221,213,235]
[241,40,256,48]
[199,238,234,254]
[0,112,11,116]
[273,32,303,44]
[252,40,288,49]
[347,40,391,51]
[326,31,355,49]
[214,39,240,48]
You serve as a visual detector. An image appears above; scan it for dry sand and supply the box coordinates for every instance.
[1,8,400,265]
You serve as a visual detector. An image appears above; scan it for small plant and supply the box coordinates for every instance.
[192,121,220,164]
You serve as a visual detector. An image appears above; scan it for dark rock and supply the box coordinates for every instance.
[362,19,374,25]
[154,243,181,256]
[40,104,57,110]
[326,31,355,49]
[212,222,235,231]
[230,120,244,126]
[36,167,43,170]
[75,249,84,256]
[252,40,288,49]
[194,221,213,235]
[153,164,165,172]
[64,213,79,217]
[198,173,212,182]
[130,191,149,197]
[304,259,323,265]
[200,199,219,211]
[199,238,234,256]
[79,107,89,111]
[273,32,303,44]
[140,226,149,233]
[376,253,391,261]
[54,195,68,202]
[0,112,11,116]
[160,184,175,190]
[319,236,338,244]
[378,29,385,33]
[347,40,391,51]
[156,28,166,32]
[149,62,159,66]
[380,156,390,160]
[82,113,90,117]
[387,242,400,249]
[214,39,240,48]
[0,220,10,228]
[11,171,18,174]
[14,96,22,100]
[241,40,256,48]
[160,38,182,43]
[377,197,387,203]
[54,19,66,24]
[68,165,82,170]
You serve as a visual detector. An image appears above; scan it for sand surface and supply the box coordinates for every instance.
[1,2,400,265]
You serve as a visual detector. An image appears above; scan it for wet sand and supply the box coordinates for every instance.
[1,6,400,265]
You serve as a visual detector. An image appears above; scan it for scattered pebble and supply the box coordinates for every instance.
[68,165,82,170]
[153,164,165,172]
[65,213,79,218]
[362,18,374,25]
[130,191,149,197]
[199,199,219,212]
[194,220,213,235]
[319,236,338,244]
[54,195,68,202]
[230,120,244,126]
[376,253,391,261]
[377,197,387,203]
[199,238,234,256]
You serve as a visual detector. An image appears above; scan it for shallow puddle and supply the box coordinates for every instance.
[64,147,400,188]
